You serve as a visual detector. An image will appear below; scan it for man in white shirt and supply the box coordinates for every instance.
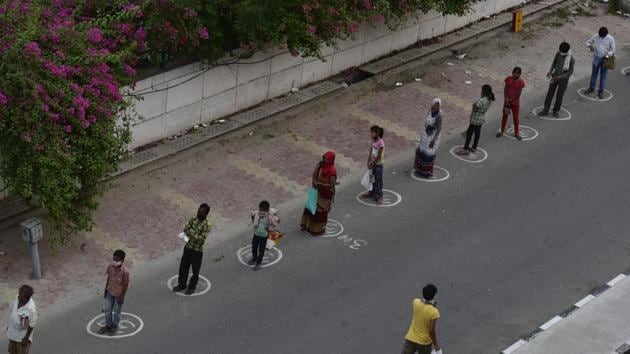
[6,285,37,354]
[585,27,615,99]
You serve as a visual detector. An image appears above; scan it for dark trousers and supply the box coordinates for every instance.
[464,124,482,149]
[252,235,268,265]
[401,340,432,354]
[371,164,384,201]
[178,247,203,290]
[543,79,569,113]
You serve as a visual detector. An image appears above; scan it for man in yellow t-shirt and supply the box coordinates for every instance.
[402,284,441,354]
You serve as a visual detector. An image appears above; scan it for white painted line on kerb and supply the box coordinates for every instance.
[606,274,626,287]
[539,315,563,331]
[574,294,596,308]
[502,339,527,354]
[621,66,630,75]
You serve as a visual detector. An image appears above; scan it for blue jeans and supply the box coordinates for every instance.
[371,165,384,201]
[103,290,123,329]
[589,56,608,94]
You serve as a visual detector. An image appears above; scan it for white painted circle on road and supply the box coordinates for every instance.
[166,275,211,296]
[321,219,344,238]
[411,166,450,182]
[87,312,144,339]
[532,106,572,121]
[621,66,630,75]
[504,125,539,141]
[237,246,283,268]
[449,146,488,163]
[355,189,402,207]
[577,87,613,101]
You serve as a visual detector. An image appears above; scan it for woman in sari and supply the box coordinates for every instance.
[301,151,337,236]
[414,98,443,178]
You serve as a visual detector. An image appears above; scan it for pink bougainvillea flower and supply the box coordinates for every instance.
[349,23,360,33]
[0,91,8,105]
[185,7,197,17]
[24,41,42,58]
[197,26,209,40]
[87,28,103,43]
[328,7,339,16]
[307,25,317,34]
[399,0,410,11]
[302,4,312,13]
[362,0,374,10]
[49,113,61,123]
[64,125,72,133]
[124,64,136,77]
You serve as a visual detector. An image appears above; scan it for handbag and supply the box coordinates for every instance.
[305,187,318,214]
[503,106,511,117]
[603,55,615,70]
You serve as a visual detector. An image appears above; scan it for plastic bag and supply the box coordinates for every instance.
[431,349,443,354]
[265,238,276,250]
[178,232,189,242]
[361,170,373,191]
[305,187,317,214]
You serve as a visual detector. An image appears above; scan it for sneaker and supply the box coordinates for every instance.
[107,327,118,336]
[185,288,195,295]
[376,198,384,205]
[172,285,186,292]
[538,110,549,117]
[456,149,470,156]
[469,148,477,153]
[98,326,111,335]
[597,93,604,100]
[253,264,261,271]
[552,111,560,118]
[516,134,522,141]
[584,88,594,95]
[247,258,256,266]
[495,131,503,138]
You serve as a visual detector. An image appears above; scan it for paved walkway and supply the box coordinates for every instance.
[1,1,628,329]
[511,275,630,354]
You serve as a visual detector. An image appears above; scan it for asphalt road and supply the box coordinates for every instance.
[30,69,630,353]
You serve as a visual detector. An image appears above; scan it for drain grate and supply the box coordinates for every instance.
[393,47,429,63]
[274,94,308,107]
[300,81,342,97]
[232,107,272,125]
[125,149,159,165]
[0,196,31,221]
[360,57,404,74]
[201,120,242,138]
[474,19,500,31]
[166,133,205,151]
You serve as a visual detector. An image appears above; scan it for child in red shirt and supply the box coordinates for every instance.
[497,67,525,140]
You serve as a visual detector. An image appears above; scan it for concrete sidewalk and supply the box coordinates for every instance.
[509,274,630,354]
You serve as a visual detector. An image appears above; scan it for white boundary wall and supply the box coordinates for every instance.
[128,0,525,149]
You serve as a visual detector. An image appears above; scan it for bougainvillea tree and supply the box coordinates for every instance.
[0,0,208,246]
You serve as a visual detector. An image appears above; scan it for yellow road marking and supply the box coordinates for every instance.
[157,189,230,225]
[282,134,362,171]
[83,227,146,265]
[411,84,472,113]
[228,156,305,197]
[350,107,418,142]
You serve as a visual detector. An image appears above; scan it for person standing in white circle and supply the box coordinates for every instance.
[585,27,615,100]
